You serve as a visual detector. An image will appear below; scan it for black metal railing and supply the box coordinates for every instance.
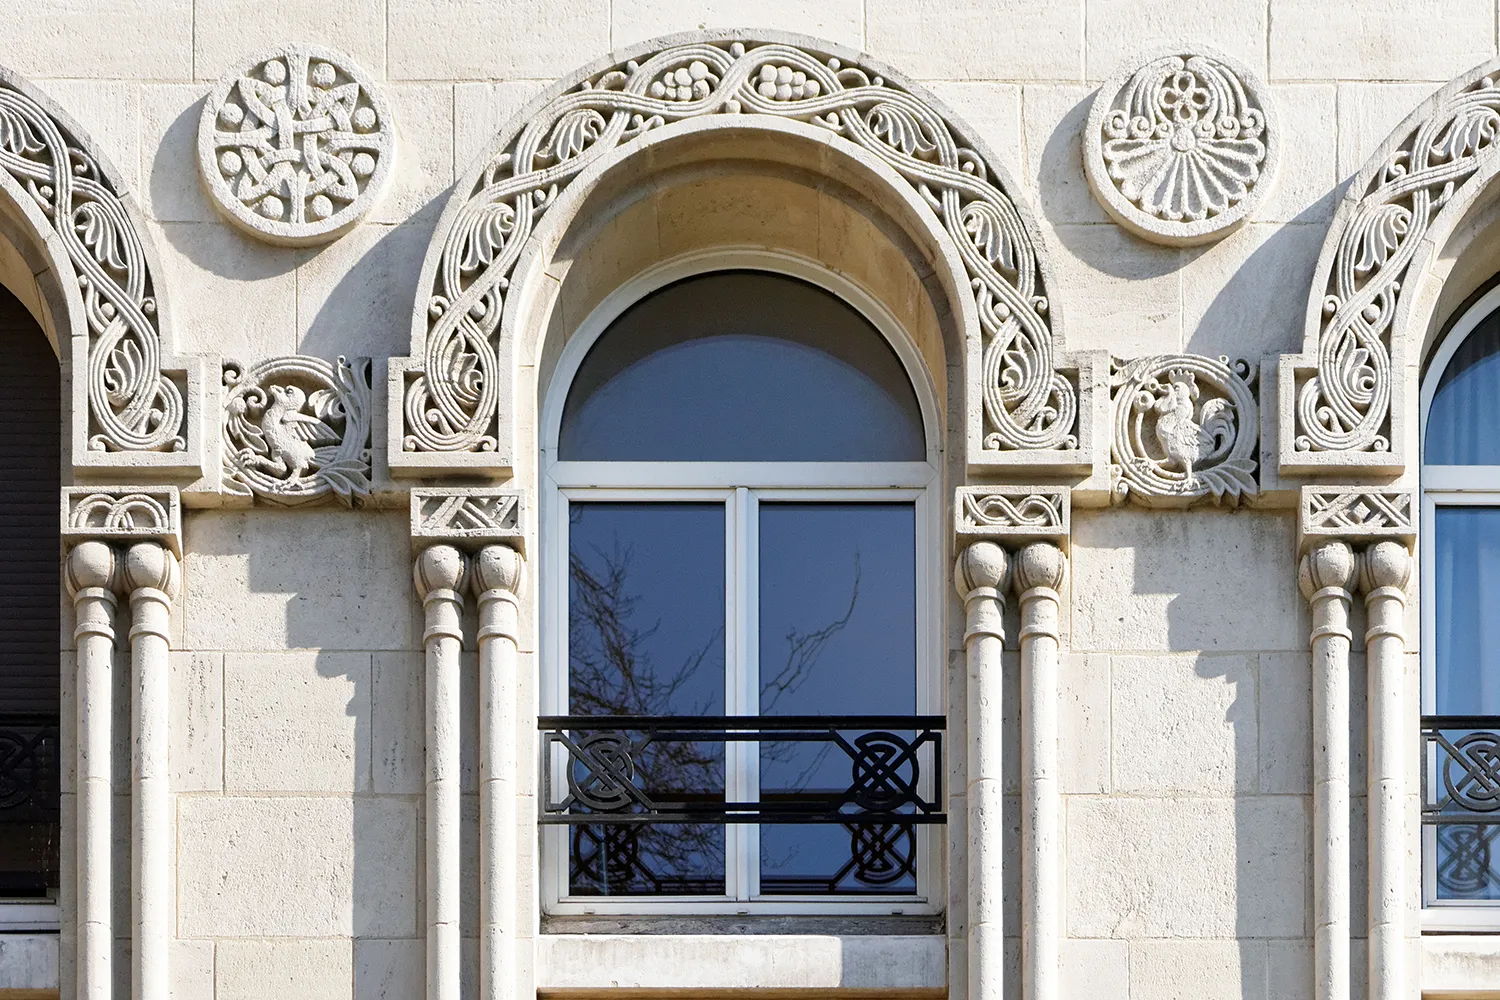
[1422,716,1500,900]
[0,713,60,895]
[539,715,945,825]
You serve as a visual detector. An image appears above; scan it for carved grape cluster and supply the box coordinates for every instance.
[753,64,821,101]
[649,60,718,101]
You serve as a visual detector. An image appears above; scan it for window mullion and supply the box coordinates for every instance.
[740,487,761,900]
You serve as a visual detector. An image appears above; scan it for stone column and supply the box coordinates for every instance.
[1014,542,1065,1000]
[1299,540,1357,1000]
[123,542,179,1000]
[64,541,118,1000]
[415,544,468,1000]
[955,541,1009,1000]
[1360,541,1412,1000]
[473,544,524,1000]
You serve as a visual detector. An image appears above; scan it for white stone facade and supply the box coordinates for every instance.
[2,2,1498,999]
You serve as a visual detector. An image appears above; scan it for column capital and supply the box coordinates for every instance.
[414,544,469,600]
[121,542,181,603]
[1358,539,1413,598]
[1013,540,1066,596]
[61,486,181,556]
[472,544,524,598]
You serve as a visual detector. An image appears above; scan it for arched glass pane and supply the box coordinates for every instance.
[1428,307,1500,464]
[558,272,925,461]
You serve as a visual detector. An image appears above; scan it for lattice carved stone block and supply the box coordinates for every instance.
[1110,354,1259,507]
[953,486,1070,549]
[410,488,524,553]
[198,44,395,246]
[1085,46,1277,246]
[222,356,372,507]
[1299,486,1416,551]
[61,486,182,555]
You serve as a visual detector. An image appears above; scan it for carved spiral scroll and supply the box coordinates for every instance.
[405,38,1075,457]
[1298,75,1500,456]
[0,81,184,453]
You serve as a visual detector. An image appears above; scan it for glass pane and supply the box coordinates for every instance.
[1428,308,1500,464]
[756,502,918,895]
[567,502,726,895]
[1433,507,1500,715]
[559,272,925,462]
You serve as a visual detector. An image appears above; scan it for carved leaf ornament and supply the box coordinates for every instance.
[1111,354,1258,506]
[405,39,1076,457]
[0,81,184,453]
[1298,75,1500,457]
[223,355,372,506]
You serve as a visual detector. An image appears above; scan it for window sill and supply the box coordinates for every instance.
[0,902,58,933]
[537,933,946,993]
[1424,935,1500,998]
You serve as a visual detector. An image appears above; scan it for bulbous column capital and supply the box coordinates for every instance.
[1012,541,1066,596]
[66,540,119,598]
[471,544,523,597]
[955,541,1011,599]
[414,544,469,600]
[1299,540,1357,603]
[121,542,180,602]
[1358,540,1413,597]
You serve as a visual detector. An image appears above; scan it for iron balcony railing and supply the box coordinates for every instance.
[1422,716,1500,825]
[0,713,61,895]
[538,715,945,826]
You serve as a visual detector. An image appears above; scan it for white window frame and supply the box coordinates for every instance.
[538,248,944,916]
[1420,280,1500,929]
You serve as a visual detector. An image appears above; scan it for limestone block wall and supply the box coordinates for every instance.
[0,0,1490,997]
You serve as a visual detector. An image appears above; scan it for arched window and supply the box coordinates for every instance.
[0,283,61,912]
[540,265,942,913]
[1421,282,1500,926]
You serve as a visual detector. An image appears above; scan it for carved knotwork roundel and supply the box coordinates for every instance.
[1084,46,1277,246]
[197,44,395,246]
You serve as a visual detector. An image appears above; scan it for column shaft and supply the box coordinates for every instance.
[1015,543,1065,1000]
[474,545,523,1000]
[1361,542,1412,1000]
[955,543,1010,1000]
[1301,541,1357,1000]
[416,546,467,1000]
[123,542,178,1000]
[66,542,118,1000]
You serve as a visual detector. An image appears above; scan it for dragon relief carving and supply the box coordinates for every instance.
[1111,355,1258,506]
[223,356,371,506]
[0,76,186,455]
[402,38,1075,461]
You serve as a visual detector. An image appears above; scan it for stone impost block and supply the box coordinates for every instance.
[61,486,182,556]
[410,488,524,554]
[1298,486,1416,554]
[953,486,1070,552]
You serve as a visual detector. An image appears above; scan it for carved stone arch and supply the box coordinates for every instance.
[389,31,1104,481]
[1281,59,1500,477]
[0,65,204,477]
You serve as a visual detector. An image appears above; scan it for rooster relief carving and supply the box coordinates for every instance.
[1110,355,1258,506]
[1150,370,1235,479]
[223,356,372,506]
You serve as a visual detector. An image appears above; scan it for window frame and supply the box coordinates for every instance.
[1420,280,1500,929]
[538,249,944,916]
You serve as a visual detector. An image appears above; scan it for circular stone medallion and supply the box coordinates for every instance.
[198,44,394,246]
[1085,46,1276,246]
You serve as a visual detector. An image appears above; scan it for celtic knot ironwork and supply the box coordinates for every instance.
[1441,730,1500,813]
[850,822,916,886]
[1424,719,1500,822]
[404,37,1075,460]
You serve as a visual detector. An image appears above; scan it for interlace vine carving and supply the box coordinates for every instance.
[223,355,372,506]
[1300,487,1415,543]
[1111,355,1258,505]
[404,39,1075,457]
[0,81,184,453]
[1087,49,1273,245]
[60,486,181,551]
[1298,75,1500,456]
[952,485,1070,544]
[198,45,393,245]
[410,487,524,548]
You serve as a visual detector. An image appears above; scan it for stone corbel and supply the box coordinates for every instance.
[60,487,182,1000]
[952,486,1068,1000]
[1296,486,1415,1000]
[410,488,525,1000]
